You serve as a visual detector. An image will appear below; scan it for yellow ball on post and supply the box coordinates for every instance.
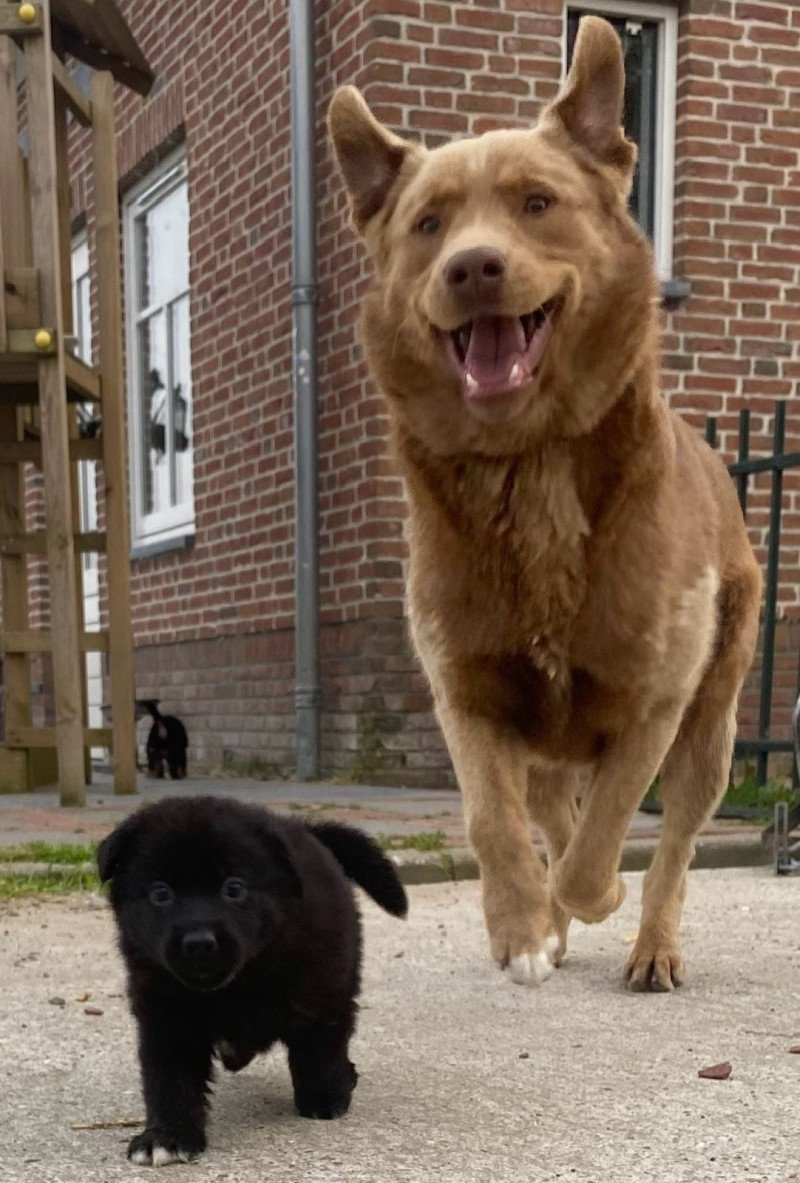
[34,329,53,350]
[18,3,37,23]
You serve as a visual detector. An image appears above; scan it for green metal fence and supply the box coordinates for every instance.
[705,401,800,787]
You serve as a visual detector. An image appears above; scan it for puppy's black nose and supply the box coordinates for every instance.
[443,246,506,295]
[182,929,218,962]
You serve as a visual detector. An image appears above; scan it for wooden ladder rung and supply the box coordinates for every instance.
[66,354,102,401]
[0,438,103,464]
[0,530,106,555]
[50,53,92,128]
[2,629,110,654]
[6,727,113,749]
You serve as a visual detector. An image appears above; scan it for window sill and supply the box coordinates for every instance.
[661,278,691,310]
[131,532,195,561]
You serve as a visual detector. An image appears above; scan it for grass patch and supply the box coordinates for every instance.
[0,868,100,899]
[0,841,98,865]
[377,830,446,853]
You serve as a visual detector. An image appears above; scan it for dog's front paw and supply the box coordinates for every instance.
[295,1062,358,1121]
[504,933,561,987]
[216,1039,256,1073]
[128,1127,205,1167]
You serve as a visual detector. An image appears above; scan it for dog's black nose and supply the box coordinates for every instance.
[182,929,218,962]
[444,246,506,294]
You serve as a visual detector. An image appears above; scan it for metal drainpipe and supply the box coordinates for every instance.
[289,0,320,779]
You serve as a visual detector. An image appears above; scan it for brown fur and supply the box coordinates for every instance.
[328,16,762,991]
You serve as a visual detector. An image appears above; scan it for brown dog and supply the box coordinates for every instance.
[328,16,761,992]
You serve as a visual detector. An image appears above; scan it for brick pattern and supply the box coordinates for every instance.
[26,0,797,782]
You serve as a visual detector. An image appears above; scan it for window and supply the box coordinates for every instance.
[566,2,677,280]
[123,151,194,547]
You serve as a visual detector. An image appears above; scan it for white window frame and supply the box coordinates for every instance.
[563,0,677,281]
[123,149,194,548]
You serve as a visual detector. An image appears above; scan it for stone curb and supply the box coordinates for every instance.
[0,834,771,889]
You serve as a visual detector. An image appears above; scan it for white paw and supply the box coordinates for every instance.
[130,1144,193,1168]
[506,942,556,987]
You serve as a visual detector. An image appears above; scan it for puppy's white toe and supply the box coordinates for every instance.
[506,946,554,987]
[151,1145,190,1168]
[130,1148,151,1166]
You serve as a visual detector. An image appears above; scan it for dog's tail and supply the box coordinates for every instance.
[309,821,408,918]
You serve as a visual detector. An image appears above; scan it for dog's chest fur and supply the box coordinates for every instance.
[402,435,673,758]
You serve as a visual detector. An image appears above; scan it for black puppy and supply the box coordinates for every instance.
[97,797,407,1167]
[135,699,188,780]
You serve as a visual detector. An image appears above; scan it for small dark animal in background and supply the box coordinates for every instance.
[97,797,408,1167]
[135,699,188,780]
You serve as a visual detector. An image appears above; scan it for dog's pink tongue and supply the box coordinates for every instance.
[464,316,528,399]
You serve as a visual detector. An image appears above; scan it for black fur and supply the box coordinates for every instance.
[136,699,188,780]
[97,797,408,1166]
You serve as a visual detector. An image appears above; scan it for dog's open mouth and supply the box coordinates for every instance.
[441,301,557,401]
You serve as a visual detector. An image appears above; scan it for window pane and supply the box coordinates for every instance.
[136,182,189,311]
[169,293,193,510]
[566,10,659,239]
[138,312,171,516]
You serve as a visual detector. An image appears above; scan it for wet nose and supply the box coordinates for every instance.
[182,929,218,962]
[443,246,506,295]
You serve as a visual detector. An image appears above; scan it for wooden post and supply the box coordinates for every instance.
[0,40,33,762]
[23,4,86,806]
[92,70,136,795]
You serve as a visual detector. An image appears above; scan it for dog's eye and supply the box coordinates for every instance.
[149,882,174,907]
[525,194,551,215]
[416,214,440,236]
[222,877,248,903]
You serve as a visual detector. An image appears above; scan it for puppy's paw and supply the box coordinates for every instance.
[295,1063,358,1121]
[128,1128,205,1167]
[505,933,560,988]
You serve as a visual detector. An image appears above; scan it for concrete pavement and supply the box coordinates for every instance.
[1,867,798,1182]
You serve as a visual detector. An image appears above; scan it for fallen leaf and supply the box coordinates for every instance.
[75,992,92,1003]
[789,1046,800,1055]
[698,1061,732,1080]
[84,1005,104,1016]
[48,997,66,1008]
[519,1052,530,1060]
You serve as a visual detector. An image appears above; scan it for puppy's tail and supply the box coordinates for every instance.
[309,821,408,918]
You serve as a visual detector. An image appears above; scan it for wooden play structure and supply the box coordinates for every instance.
[0,0,153,803]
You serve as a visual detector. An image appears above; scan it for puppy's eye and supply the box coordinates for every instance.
[222,877,248,903]
[525,194,551,215]
[416,214,440,236]
[149,882,174,907]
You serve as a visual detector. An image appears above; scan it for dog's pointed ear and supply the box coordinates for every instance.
[328,86,421,232]
[254,822,303,898]
[97,815,140,883]
[541,16,635,184]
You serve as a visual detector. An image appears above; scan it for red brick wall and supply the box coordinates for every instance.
[48,0,800,781]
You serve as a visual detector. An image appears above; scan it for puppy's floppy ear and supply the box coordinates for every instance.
[97,814,141,883]
[540,15,636,188]
[328,86,421,232]
[253,820,303,898]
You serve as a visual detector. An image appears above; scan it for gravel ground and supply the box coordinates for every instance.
[1,868,798,1183]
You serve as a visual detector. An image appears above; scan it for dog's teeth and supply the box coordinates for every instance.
[510,361,524,384]
[465,372,480,395]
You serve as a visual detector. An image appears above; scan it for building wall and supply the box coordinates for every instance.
[58,0,799,783]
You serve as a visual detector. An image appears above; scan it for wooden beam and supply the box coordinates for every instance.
[0,436,102,463]
[50,52,92,127]
[58,26,151,97]
[3,327,58,354]
[4,268,41,329]
[24,0,86,806]
[65,353,101,399]
[92,70,136,796]
[0,6,44,37]
[2,629,110,654]
[0,529,105,554]
[6,726,112,749]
